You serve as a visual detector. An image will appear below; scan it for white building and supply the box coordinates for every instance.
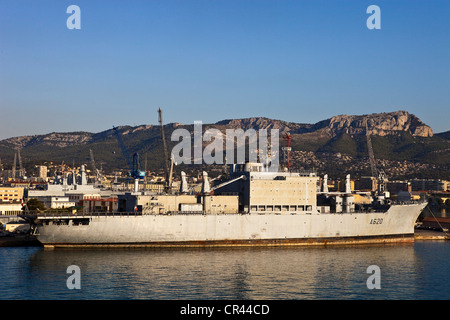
[66,192,102,206]
[38,196,76,209]
[38,165,48,181]
[0,203,23,215]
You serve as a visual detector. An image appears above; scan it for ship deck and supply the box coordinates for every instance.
[19,207,399,221]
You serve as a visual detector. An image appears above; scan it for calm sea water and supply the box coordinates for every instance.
[0,241,449,300]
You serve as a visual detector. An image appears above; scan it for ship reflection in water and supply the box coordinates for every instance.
[1,242,447,300]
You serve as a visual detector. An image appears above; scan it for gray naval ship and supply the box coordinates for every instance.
[25,162,426,248]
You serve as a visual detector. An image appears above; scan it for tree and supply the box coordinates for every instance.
[25,198,46,212]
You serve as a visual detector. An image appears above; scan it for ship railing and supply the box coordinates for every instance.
[389,200,427,205]
[165,211,250,215]
[19,211,144,219]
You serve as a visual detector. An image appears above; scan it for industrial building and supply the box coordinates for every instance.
[81,197,118,213]
[37,196,76,209]
[0,187,24,215]
[411,179,449,192]
[0,187,24,203]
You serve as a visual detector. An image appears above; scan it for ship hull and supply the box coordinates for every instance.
[35,203,426,248]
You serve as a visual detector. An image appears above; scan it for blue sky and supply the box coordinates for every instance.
[0,0,449,140]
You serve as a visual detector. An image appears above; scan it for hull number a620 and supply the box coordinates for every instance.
[370,218,383,225]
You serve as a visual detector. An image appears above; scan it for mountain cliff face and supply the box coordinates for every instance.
[214,111,433,138]
[318,111,433,137]
[215,117,307,134]
[2,132,94,150]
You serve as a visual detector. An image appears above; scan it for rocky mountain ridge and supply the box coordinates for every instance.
[318,111,433,137]
[1,111,435,150]
[0,110,447,180]
[216,111,433,137]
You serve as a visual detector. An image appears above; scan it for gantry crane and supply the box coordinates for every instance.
[113,126,145,192]
[365,120,387,195]
[89,149,103,186]
[158,108,173,192]
[17,149,25,179]
[12,152,16,179]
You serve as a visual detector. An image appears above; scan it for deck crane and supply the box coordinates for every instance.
[158,108,173,192]
[113,126,145,192]
[179,171,246,195]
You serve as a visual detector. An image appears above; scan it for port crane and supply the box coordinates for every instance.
[365,120,388,200]
[17,149,25,179]
[282,132,292,171]
[89,149,103,186]
[12,152,16,179]
[158,108,174,192]
[113,126,145,192]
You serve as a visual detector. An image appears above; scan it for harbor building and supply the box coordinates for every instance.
[355,176,377,192]
[81,197,118,213]
[0,187,24,215]
[38,165,48,182]
[411,179,449,192]
[386,180,412,194]
[0,203,23,215]
[0,187,24,203]
[38,196,76,209]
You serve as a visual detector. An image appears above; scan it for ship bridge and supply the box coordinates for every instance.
[213,163,319,214]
